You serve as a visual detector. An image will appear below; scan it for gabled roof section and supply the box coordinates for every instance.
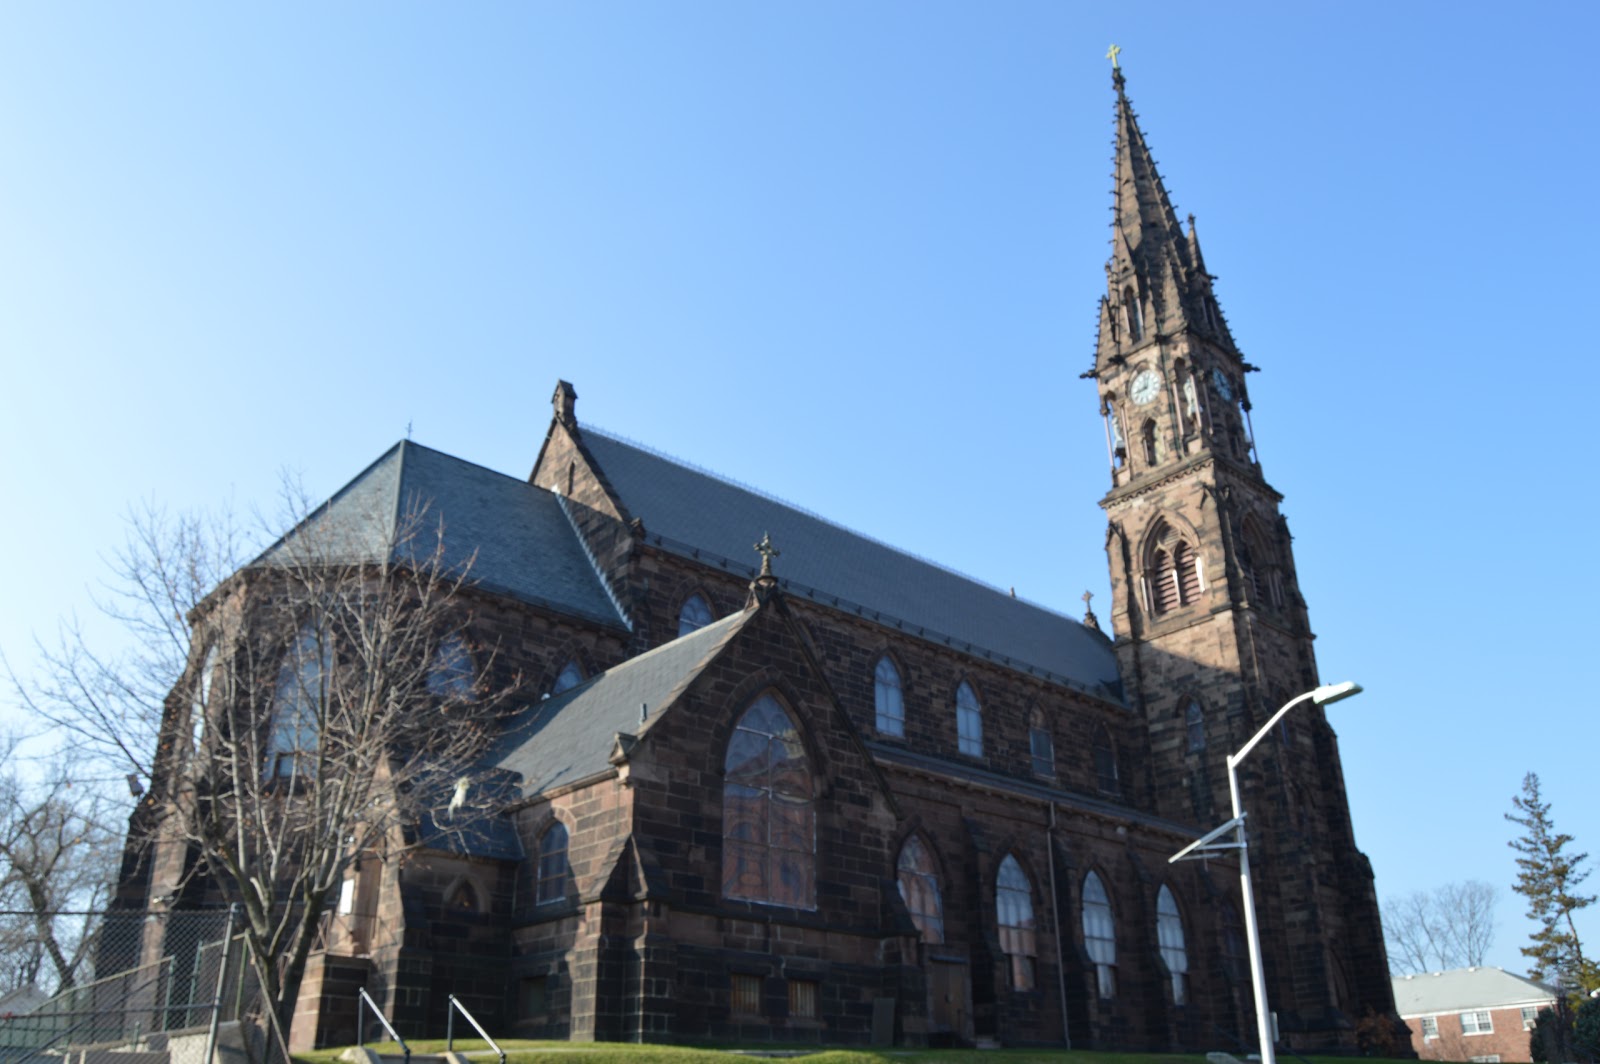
[1390,967,1556,1016]
[491,609,749,796]
[580,430,1122,702]
[254,441,627,630]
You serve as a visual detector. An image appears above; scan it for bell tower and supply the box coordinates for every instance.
[1085,62,1396,1050]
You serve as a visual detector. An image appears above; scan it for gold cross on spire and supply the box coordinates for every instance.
[754,532,780,579]
[1106,44,1122,69]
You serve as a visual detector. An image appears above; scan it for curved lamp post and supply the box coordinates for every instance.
[1171,681,1363,1064]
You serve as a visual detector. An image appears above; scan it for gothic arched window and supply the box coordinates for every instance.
[896,835,944,944]
[956,681,983,757]
[722,694,815,909]
[447,879,481,913]
[997,855,1037,991]
[1147,521,1201,615]
[1157,885,1189,1005]
[1093,724,1119,796]
[191,643,218,758]
[1184,698,1206,753]
[1142,419,1161,466]
[428,633,474,705]
[537,822,569,905]
[552,659,585,695]
[678,593,713,637]
[1124,286,1143,342]
[270,624,330,778]
[1240,518,1281,608]
[874,657,905,737]
[1029,709,1055,779]
[1082,870,1117,999]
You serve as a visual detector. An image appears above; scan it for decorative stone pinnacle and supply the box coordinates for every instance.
[754,532,780,579]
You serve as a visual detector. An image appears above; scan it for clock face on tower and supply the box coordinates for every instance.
[1130,369,1162,405]
[1211,368,1233,401]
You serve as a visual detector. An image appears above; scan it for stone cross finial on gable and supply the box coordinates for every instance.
[754,532,780,579]
[1082,589,1102,632]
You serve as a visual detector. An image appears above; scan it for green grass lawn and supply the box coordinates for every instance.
[293,1042,1382,1064]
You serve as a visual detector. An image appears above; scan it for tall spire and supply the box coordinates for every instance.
[1097,63,1235,363]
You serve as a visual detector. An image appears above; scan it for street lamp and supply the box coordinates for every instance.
[1170,681,1363,1064]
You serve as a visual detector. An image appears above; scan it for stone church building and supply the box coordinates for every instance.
[123,68,1397,1051]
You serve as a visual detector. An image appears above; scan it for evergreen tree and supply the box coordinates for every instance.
[1506,772,1596,991]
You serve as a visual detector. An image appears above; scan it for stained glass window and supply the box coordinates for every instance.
[1184,699,1205,752]
[997,856,1037,991]
[896,835,944,944]
[1157,885,1189,1004]
[722,694,815,909]
[956,681,983,757]
[874,657,904,736]
[537,822,569,905]
[678,593,713,637]
[1083,871,1117,999]
[270,625,330,778]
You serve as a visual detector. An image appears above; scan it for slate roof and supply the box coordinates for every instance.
[1391,968,1556,1016]
[491,609,749,796]
[581,429,1123,702]
[255,441,627,629]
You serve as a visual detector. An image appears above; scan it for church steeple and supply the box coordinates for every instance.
[1097,67,1236,368]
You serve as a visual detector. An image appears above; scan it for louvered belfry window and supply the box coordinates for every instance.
[1174,541,1201,603]
[1151,548,1179,614]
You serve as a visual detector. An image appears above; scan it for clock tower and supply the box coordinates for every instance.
[1086,65,1396,1050]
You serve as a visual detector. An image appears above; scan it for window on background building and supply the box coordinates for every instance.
[269,624,331,778]
[552,659,584,695]
[1522,1006,1540,1030]
[1093,726,1119,795]
[956,681,983,757]
[1421,1016,1438,1040]
[678,593,713,637]
[1461,1010,1494,1035]
[731,973,762,1016]
[896,835,945,944]
[1156,885,1189,1005]
[722,694,815,908]
[537,822,569,905]
[1184,698,1205,752]
[788,979,818,1019]
[1029,710,1055,779]
[996,856,1037,992]
[874,657,905,736]
[1082,871,1117,999]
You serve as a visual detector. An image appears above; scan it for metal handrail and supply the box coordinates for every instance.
[357,987,410,1064]
[446,994,505,1064]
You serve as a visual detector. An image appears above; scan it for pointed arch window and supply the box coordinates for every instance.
[1029,709,1055,779]
[1082,871,1117,999]
[678,593,713,637]
[956,681,983,757]
[1141,419,1161,466]
[536,821,569,905]
[1147,522,1201,615]
[552,659,585,695]
[270,624,331,778]
[1157,885,1189,1005]
[1240,519,1282,608]
[896,835,944,944]
[1124,287,1143,342]
[428,633,474,705]
[874,657,905,737]
[1184,698,1205,753]
[722,694,815,909]
[1093,725,1119,796]
[190,644,218,759]
[997,855,1037,991]
[447,879,481,913]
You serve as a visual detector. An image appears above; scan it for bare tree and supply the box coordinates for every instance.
[1383,879,1498,974]
[3,501,248,788]
[162,492,511,1034]
[0,741,119,995]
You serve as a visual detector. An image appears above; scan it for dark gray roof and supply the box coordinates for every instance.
[491,609,748,796]
[582,430,1122,701]
[256,441,627,629]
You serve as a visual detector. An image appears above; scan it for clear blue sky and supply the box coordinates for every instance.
[3,3,1595,977]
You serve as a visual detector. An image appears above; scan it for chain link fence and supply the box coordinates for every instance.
[0,909,283,1064]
